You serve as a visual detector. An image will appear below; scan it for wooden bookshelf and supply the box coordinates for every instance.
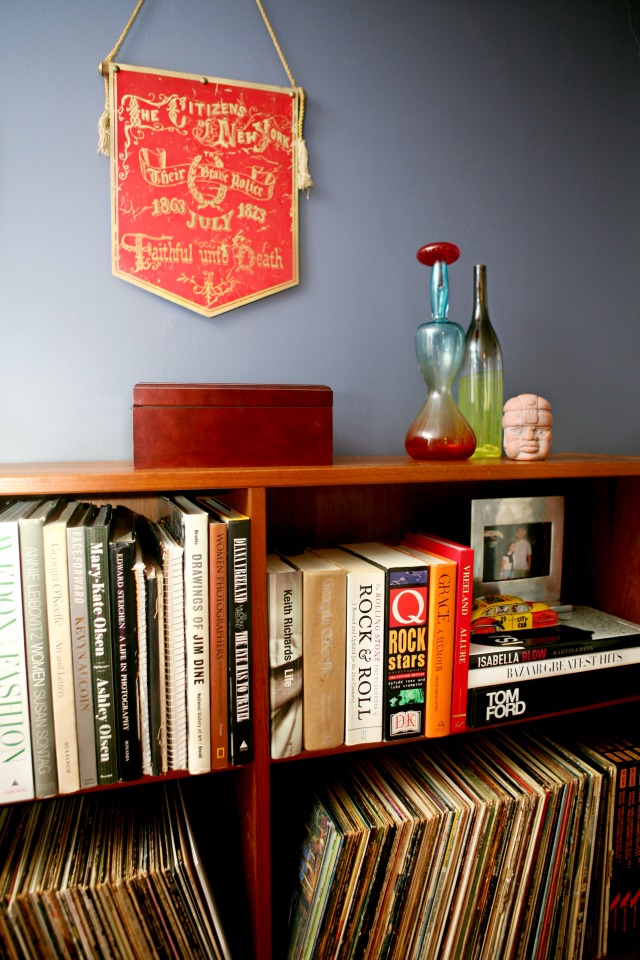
[2,453,640,960]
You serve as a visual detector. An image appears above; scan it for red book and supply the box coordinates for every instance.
[403,531,474,733]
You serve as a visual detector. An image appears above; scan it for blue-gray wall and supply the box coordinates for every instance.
[2,0,639,462]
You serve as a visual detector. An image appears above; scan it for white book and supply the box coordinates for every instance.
[311,547,385,745]
[0,500,39,803]
[161,497,211,774]
[19,497,62,798]
[43,501,83,794]
[150,519,187,772]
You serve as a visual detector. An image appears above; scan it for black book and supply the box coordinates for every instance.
[467,661,640,728]
[108,506,142,781]
[196,496,253,765]
[85,504,118,784]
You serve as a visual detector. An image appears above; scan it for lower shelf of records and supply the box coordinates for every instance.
[0,781,234,960]
[280,714,640,960]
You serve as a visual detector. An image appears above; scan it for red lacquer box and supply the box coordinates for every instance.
[133,383,333,468]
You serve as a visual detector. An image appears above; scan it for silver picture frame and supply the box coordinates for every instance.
[470,495,564,604]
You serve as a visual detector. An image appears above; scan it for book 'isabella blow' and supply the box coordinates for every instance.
[0,501,39,803]
[341,542,428,741]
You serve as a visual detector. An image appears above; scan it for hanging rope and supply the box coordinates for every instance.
[254,0,313,193]
[97,0,313,192]
[97,0,147,156]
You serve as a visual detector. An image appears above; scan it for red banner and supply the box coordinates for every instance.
[110,63,299,317]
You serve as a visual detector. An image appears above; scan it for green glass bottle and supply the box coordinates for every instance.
[458,264,504,459]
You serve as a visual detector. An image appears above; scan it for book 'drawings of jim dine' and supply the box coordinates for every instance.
[109,63,299,317]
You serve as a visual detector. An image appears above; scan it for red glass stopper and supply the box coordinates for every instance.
[416,242,460,267]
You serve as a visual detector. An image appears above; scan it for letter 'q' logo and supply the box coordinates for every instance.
[390,587,427,627]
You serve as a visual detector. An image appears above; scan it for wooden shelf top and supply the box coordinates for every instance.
[0,453,639,496]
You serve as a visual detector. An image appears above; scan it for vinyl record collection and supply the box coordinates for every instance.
[0,782,232,960]
[287,726,640,960]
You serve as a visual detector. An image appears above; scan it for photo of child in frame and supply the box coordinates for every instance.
[483,521,553,583]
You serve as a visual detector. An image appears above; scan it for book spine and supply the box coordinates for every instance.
[19,515,58,797]
[146,561,167,775]
[86,519,118,784]
[467,645,640,689]
[227,518,253,764]
[344,570,384,746]
[181,512,211,775]
[208,520,228,770]
[424,560,456,738]
[267,564,303,758]
[67,521,98,789]
[43,515,80,794]
[403,533,473,734]
[132,549,152,777]
[0,521,35,802]
[383,569,428,741]
[108,538,142,781]
[469,632,640,669]
[467,662,640,727]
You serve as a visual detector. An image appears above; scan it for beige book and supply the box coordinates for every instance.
[279,550,347,751]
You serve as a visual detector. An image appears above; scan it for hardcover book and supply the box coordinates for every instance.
[266,553,303,759]
[19,497,62,798]
[403,531,473,734]
[43,499,84,794]
[144,551,167,776]
[66,503,98,789]
[467,661,640,727]
[161,496,211,774]
[207,512,229,770]
[108,506,142,781]
[0,500,39,803]
[310,547,385,746]
[85,504,117,785]
[341,542,429,741]
[197,497,253,765]
[142,517,187,772]
[396,542,458,738]
[278,550,347,752]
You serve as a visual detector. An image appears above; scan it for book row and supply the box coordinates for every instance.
[0,781,232,959]
[0,493,252,803]
[286,724,640,960]
[268,534,640,757]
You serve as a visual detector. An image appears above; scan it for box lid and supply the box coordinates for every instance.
[133,383,333,408]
